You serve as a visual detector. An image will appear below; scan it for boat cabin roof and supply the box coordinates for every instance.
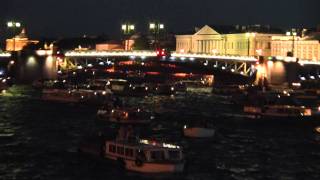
[107,140,181,151]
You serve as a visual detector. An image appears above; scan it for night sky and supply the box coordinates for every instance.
[1,0,320,39]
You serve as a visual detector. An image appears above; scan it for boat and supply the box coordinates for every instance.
[42,89,88,103]
[125,84,149,97]
[183,126,215,138]
[153,84,176,95]
[183,120,215,138]
[108,80,149,97]
[104,139,185,173]
[107,79,128,93]
[173,81,187,93]
[98,107,153,124]
[244,105,312,119]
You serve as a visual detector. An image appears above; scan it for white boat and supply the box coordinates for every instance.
[183,125,215,138]
[244,105,312,119]
[97,107,153,124]
[42,89,85,103]
[104,139,185,173]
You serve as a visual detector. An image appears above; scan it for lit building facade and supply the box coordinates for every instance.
[176,25,278,57]
[176,25,320,62]
[6,29,39,51]
[271,35,320,61]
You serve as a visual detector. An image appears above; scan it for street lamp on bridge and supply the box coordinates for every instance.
[7,21,22,52]
[121,23,135,35]
[286,30,297,57]
[121,23,135,50]
[149,22,165,49]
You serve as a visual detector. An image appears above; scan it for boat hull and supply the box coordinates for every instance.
[124,160,184,173]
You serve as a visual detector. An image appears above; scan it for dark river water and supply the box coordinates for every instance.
[1,86,320,180]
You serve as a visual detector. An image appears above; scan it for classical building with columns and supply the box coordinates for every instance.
[271,35,320,61]
[176,25,320,62]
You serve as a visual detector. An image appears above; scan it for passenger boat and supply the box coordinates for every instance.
[212,84,246,96]
[104,139,185,173]
[42,89,88,103]
[97,107,153,124]
[173,81,187,93]
[244,105,312,119]
[107,79,128,93]
[153,84,176,95]
[125,84,149,97]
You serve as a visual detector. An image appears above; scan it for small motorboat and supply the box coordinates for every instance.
[244,105,313,119]
[153,84,176,95]
[183,120,215,138]
[104,139,185,173]
[183,125,215,138]
[98,107,153,125]
[42,89,86,103]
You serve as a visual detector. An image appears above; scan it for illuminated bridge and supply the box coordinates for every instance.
[64,50,320,85]
[2,50,319,84]
[64,50,259,76]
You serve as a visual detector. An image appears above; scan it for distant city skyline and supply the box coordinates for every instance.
[0,0,319,40]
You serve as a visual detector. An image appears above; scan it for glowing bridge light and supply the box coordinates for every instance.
[171,52,258,62]
[170,56,176,60]
[65,50,158,58]
[36,50,53,56]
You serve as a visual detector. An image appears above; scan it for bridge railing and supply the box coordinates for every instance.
[171,52,258,62]
[0,52,11,58]
[64,50,157,58]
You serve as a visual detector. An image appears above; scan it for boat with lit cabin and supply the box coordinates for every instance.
[104,139,185,173]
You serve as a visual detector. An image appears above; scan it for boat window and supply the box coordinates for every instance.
[136,150,146,160]
[150,151,165,161]
[168,150,180,160]
[109,144,116,153]
[125,148,134,157]
[117,146,124,155]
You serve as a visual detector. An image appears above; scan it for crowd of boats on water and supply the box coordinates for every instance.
[1,71,320,174]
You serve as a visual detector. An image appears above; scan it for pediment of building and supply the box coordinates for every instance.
[195,25,220,35]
